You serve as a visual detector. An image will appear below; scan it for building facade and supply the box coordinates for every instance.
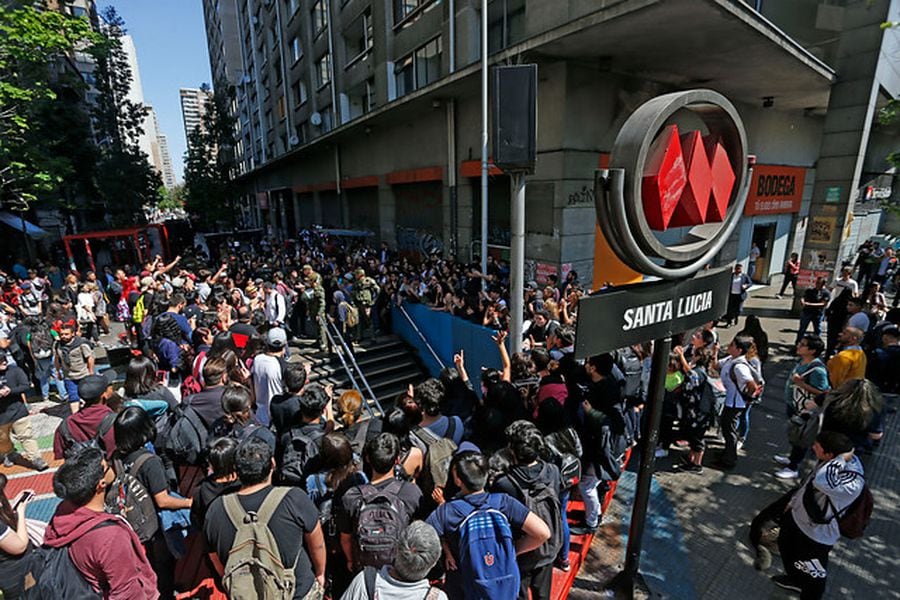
[200,0,899,288]
[180,87,214,141]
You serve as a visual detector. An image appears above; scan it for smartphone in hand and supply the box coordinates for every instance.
[13,490,35,511]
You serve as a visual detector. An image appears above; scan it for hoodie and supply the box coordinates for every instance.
[43,501,158,599]
[53,404,117,460]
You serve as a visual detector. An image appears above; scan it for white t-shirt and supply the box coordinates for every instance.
[342,566,448,600]
[252,353,284,426]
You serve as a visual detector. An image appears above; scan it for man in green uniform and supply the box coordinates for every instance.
[352,268,380,344]
[303,270,328,352]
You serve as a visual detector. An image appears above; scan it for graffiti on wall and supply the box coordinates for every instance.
[396,227,443,258]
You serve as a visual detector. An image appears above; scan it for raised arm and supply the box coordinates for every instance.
[493,330,511,382]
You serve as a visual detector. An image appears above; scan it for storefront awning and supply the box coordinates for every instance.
[0,211,48,239]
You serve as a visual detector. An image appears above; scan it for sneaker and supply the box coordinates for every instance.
[771,574,802,593]
[774,467,800,480]
[2,454,13,468]
[736,439,745,451]
[570,523,599,536]
[682,462,703,473]
[753,545,772,571]
[773,455,791,466]
[554,558,571,572]
[30,457,49,472]
[654,448,669,458]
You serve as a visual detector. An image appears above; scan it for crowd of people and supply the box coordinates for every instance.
[0,231,891,600]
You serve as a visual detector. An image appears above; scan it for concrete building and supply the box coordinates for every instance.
[180,87,213,141]
[157,133,177,189]
[199,0,900,287]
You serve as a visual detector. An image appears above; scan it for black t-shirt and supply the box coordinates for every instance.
[204,486,319,598]
[802,287,830,315]
[124,448,169,497]
[191,477,241,531]
[270,392,301,436]
[0,519,31,598]
[336,478,425,535]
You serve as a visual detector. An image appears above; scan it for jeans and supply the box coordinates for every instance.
[64,378,82,404]
[34,357,67,400]
[578,472,602,528]
[788,443,808,470]
[780,272,798,295]
[558,489,571,562]
[795,312,823,344]
[738,403,752,441]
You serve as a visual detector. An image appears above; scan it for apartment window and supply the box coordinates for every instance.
[291,36,302,63]
[394,37,441,98]
[295,122,308,145]
[316,52,331,88]
[265,110,273,130]
[274,57,282,84]
[312,0,328,38]
[277,96,287,121]
[71,6,88,17]
[366,78,376,112]
[394,0,429,24]
[347,77,376,121]
[293,79,308,106]
[320,105,333,133]
[344,9,373,65]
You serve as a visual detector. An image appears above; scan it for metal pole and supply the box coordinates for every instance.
[610,336,672,598]
[480,0,489,287]
[509,172,525,353]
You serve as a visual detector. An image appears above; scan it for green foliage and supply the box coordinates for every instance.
[0,1,99,210]
[158,183,185,211]
[90,6,162,226]
[183,84,238,229]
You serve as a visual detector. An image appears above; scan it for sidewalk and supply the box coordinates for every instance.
[571,284,899,599]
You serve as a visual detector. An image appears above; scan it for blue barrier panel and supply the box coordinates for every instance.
[392,303,504,384]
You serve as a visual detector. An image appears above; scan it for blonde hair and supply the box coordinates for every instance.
[337,389,364,427]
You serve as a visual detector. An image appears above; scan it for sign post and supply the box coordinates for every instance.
[580,89,751,597]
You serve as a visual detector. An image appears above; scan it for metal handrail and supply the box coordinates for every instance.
[319,316,383,418]
[397,304,447,370]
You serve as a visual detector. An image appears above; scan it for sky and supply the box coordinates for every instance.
[97,0,212,183]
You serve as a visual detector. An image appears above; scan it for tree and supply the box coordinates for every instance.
[183,83,238,230]
[0,2,98,212]
[158,183,185,211]
[90,6,162,227]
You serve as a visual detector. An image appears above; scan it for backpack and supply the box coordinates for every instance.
[413,422,458,496]
[306,472,338,541]
[279,426,325,486]
[456,495,520,599]
[104,453,159,543]
[30,324,54,360]
[506,464,564,569]
[27,521,117,599]
[57,411,117,458]
[729,358,764,404]
[699,374,727,422]
[221,488,301,600]
[180,352,206,398]
[614,347,644,404]
[803,477,874,539]
[545,429,582,490]
[56,337,92,374]
[826,483,874,539]
[132,293,147,324]
[355,479,410,568]
[341,301,359,329]
[362,565,440,600]
[166,405,210,465]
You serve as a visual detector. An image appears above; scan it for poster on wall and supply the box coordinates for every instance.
[808,216,837,244]
[535,262,558,285]
[797,269,832,289]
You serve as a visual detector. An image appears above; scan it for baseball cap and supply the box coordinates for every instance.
[77,370,117,401]
[266,327,287,349]
[19,281,31,290]
[455,441,481,456]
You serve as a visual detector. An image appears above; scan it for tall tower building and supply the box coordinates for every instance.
[180,87,213,140]
[157,134,176,190]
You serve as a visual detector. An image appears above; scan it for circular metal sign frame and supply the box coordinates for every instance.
[600,89,749,279]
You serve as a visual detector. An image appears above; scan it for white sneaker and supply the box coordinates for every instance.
[774,467,799,480]
[773,455,791,466]
[654,448,669,458]
[737,439,745,451]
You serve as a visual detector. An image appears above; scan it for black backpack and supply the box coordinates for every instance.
[614,347,644,404]
[505,464,564,570]
[279,426,325,486]
[545,428,582,490]
[27,521,117,599]
[104,453,160,543]
[166,405,210,465]
[30,323,55,360]
[57,412,117,459]
[355,479,410,568]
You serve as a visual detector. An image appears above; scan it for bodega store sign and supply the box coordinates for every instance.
[575,267,731,358]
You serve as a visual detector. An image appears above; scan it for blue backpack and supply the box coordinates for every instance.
[456,494,520,600]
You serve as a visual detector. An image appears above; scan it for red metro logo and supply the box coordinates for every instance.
[596,89,749,279]
[642,126,736,231]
